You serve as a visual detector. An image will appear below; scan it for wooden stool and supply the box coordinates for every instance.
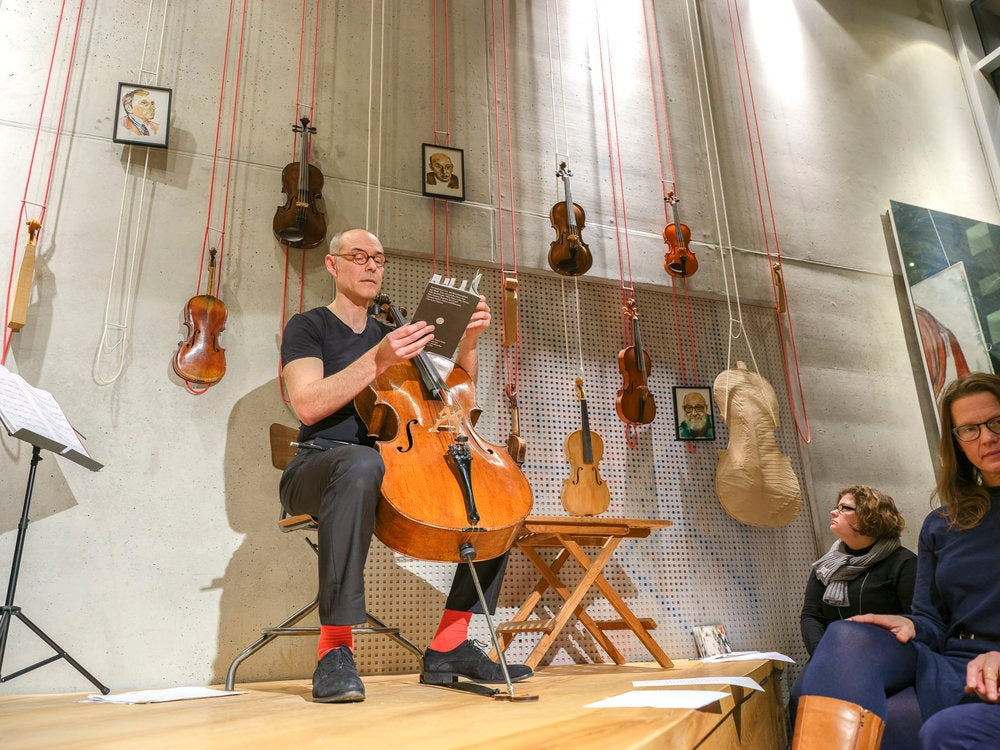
[495,515,673,670]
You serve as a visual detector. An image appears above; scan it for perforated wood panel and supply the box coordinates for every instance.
[355,255,814,678]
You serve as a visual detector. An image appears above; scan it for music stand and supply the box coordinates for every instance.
[0,365,108,693]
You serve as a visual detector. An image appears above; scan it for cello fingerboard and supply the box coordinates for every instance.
[332,256,815,682]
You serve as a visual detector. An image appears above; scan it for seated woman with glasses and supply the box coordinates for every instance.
[788,486,916,735]
[792,372,1000,750]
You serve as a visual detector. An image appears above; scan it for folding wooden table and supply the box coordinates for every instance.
[496,515,673,670]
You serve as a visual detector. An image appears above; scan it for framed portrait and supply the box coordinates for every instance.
[112,82,171,148]
[421,143,465,201]
[673,385,715,441]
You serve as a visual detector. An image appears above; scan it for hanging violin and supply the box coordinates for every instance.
[615,299,656,426]
[560,377,610,517]
[663,190,698,278]
[547,162,593,276]
[173,248,227,385]
[273,116,326,249]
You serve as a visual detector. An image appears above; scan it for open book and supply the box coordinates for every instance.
[410,271,483,360]
[0,365,102,471]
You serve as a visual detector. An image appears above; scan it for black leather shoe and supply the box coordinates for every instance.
[312,645,365,703]
[422,639,533,685]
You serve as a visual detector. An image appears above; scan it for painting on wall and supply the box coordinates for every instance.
[112,83,171,148]
[421,144,465,201]
[889,200,1000,405]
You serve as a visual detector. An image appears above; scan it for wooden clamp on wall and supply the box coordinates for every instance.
[8,219,41,332]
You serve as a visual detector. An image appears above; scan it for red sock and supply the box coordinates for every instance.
[318,625,354,660]
[428,609,472,652]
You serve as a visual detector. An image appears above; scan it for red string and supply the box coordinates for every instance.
[727,0,810,442]
[2,0,84,366]
[277,0,322,404]
[489,0,519,401]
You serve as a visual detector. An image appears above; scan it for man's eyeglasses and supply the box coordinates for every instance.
[833,503,856,514]
[683,405,706,415]
[338,251,387,268]
[952,417,1000,442]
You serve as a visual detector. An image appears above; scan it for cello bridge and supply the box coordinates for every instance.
[429,405,462,433]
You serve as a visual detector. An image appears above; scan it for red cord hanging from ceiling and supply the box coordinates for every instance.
[2,0,86,366]
[640,0,700,392]
[725,0,810,443]
[277,0,322,403]
[489,0,521,419]
[181,0,250,395]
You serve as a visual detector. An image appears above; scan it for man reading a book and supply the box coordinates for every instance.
[278,228,531,703]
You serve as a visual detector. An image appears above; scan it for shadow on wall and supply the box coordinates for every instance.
[208,378,443,685]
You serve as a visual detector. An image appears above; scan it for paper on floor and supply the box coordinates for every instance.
[586,689,730,710]
[84,686,245,704]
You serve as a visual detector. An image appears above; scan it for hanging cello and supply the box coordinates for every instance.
[547,162,593,276]
[560,377,610,516]
[273,116,326,249]
[663,191,698,278]
[356,295,534,563]
[173,248,227,385]
[616,298,656,426]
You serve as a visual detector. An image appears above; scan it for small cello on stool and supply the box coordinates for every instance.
[663,191,698,278]
[273,117,326,249]
[173,248,227,385]
[560,377,611,516]
[616,299,656,427]
[548,162,593,276]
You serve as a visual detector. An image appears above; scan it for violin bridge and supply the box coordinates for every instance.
[429,405,462,433]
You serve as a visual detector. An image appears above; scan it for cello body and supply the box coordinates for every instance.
[713,362,800,527]
[355,304,533,563]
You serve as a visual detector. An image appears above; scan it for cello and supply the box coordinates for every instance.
[355,295,533,563]
[172,248,227,385]
[273,116,326,249]
[560,377,611,516]
[615,299,656,426]
[663,191,698,278]
[547,162,593,276]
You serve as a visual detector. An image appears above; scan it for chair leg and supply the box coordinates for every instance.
[792,695,885,750]
[225,596,319,690]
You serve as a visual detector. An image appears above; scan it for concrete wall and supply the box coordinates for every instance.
[1,0,997,693]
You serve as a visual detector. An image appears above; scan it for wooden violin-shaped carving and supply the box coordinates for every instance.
[713,362,801,527]
[548,162,593,277]
[616,299,656,426]
[173,248,227,385]
[560,377,610,517]
[273,117,326,249]
[663,191,698,278]
[355,295,533,563]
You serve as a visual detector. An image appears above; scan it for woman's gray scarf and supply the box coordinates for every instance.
[812,536,900,607]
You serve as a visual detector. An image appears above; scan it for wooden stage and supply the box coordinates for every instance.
[1,659,785,749]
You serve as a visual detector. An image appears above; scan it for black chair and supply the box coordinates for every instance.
[224,424,422,690]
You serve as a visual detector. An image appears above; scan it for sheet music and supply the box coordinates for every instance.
[0,364,100,469]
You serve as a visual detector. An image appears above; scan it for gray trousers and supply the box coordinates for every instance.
[279,443,509,626]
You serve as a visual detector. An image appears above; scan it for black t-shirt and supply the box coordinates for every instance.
[281,306,392,444]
